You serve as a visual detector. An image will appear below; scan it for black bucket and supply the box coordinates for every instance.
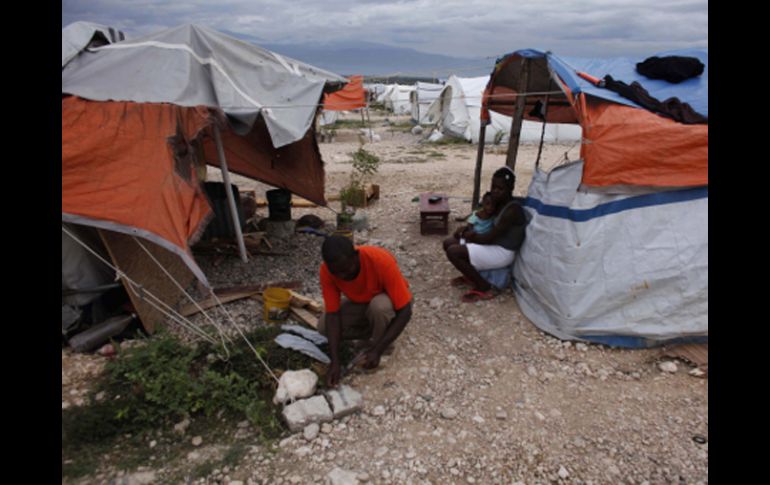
[266,189,292,221]
[201,182,245,240]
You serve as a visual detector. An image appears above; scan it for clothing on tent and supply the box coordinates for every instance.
[636,56,704,84]
[602,75,708,125]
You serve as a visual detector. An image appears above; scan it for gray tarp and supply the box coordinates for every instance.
[62,21,125,68]
[61,23,347,148]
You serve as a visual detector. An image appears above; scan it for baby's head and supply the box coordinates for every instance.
[480,192,495,215]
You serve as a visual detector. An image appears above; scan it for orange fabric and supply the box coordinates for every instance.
[320,246,412,313]
[323,75,366,111]
[202,116,327,205]
[577,94,708,187]
[62,97,213,253]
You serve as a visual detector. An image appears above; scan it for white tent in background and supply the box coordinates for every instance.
[380,84,414,115]
[410,81,444,124]
[426,75,582,144]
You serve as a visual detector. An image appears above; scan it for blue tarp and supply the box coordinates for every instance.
[506,48,708,117]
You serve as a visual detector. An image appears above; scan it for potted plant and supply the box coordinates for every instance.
[337,146,380,229]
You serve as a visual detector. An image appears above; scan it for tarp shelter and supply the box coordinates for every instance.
[62,23,347,329]
[379,84,414,115]
[482,48,707,347]
[426,75,581,144]
[409,81,443,124]
[320,75,368,127]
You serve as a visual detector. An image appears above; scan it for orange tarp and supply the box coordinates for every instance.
[62,97,213,255]
[576,94,708,187]
[323,75,366,111]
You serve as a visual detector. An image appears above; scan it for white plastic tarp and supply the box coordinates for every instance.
[61,23,347,148]
[410,82,444,124]
[62,21,126,68]
[513,160,708,344]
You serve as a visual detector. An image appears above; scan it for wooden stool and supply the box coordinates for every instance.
[419,192,449,235]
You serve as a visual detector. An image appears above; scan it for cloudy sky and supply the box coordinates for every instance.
[62,0,707,59]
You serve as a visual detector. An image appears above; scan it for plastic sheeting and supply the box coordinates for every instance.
[62,23,347,148]
[275,333,331,364]
[513,161,707,346]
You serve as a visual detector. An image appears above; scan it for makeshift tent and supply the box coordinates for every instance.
[481,48,707,347]
[62,23,346,330]
[409,81,443,124]
[426,75,581,144]
[320,75,369,127]
[379,84,414,115]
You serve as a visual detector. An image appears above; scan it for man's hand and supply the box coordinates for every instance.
[326,360,341,388]
[361,348,381,370]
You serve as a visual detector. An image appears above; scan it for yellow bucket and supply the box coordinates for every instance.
[263,287,291,323]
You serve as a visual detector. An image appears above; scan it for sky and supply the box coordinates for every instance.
[62,0,708,60]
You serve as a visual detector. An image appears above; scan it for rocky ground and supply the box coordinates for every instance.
[62,111,708,484]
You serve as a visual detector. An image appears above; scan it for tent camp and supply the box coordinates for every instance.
[409,81,443,124]
[62,23,346,331]
[426,75,581,144]
[480,48,707,347]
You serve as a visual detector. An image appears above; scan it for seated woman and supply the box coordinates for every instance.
[443,166,527,302]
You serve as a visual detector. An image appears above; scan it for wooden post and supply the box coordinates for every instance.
[212,124,248,263]
[471,122,487,210]
[505,58,531,171]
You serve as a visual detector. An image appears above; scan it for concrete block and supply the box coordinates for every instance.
[282,395,333,432]
[324,385,363,418]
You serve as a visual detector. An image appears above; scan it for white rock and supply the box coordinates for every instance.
[328,467,359,485]
[304,423,320,441]
[659,361,678,373]
[191,436,203,446]
[173,417,190,435]
[273,369,319,405]
[441,408,458,419]
[372,405,386,416]
[321,423,333,434]
[558,466,569,479]
[689,368,706,377]
[534,411,546,421]
[576,343,588,352]
[149,440,157,448]
[472,415,485,424]
[429,297,443,309]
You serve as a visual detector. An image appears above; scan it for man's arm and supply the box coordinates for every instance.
[362,300,413,369]
[324,311,343,387]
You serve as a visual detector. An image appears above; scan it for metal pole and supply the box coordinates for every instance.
[472,122,487,210]
[212,124,248,263]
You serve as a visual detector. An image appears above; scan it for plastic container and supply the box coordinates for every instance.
[266,188,292,221]
[332,229,354,243]
[263,287,291,323]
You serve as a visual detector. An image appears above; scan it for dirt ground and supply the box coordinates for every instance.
[62,110,708,484]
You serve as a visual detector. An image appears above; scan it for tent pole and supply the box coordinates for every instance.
[505,58,531,172]
[535,94,550,170]
[365,107,373,142]
[212,124,248,263]
[472,122,487,210]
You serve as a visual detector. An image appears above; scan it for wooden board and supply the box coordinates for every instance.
[179,280,303,317]
[662,343,708,374]
[289,291,323,313]
[99,230,197,334]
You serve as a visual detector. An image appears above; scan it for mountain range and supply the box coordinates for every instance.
[223,31,492,79]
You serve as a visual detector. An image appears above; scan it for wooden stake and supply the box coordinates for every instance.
[505,58,531,172]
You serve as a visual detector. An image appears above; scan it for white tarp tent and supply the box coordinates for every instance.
[426,75,582,144]
[379,84,414,115]
[410,81,444,124]
[514,160,708,346]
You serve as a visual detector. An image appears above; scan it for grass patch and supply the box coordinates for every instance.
[62,326,353,480]
[426,151,446,158]
[333,119,368,129]
[428,137,470,145]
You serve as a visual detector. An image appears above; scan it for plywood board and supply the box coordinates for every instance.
[99,230,197,334]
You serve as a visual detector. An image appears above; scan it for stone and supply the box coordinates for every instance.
[304,422,320,441]
[173,417,190,435]
[325,385,364,418]
[191,436,203,446]
[372,405,386,416]
[411,125,424,135]
[558,466,569,479]
[274,369,319,405]
[441,408,458,419]
[282,395,333,432]
[328,467,360,485]
[659,361,678,373]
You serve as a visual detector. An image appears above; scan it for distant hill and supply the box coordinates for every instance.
[231,36,492,78]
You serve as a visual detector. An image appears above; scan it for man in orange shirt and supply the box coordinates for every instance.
[318,236,413,387]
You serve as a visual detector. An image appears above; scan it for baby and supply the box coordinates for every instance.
[455,191,497,240]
